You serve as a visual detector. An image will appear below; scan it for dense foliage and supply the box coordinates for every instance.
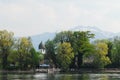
[45,31,120,70]
[0,30,120,71]
[0,30,43,70]
[0,30,14,69]
[56,42,74,70]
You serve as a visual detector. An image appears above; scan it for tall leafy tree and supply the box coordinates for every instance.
[93,42,111,68]
[0,30,14,69]
[53,31,74,68]
[54,31,94,69]
[72,31,94,68]
[56,42,74,70]
[15,37,33,70]
[45,40,57,67]
[94,39,113,60]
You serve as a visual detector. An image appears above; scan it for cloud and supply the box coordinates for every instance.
[0,0,58,36]
[0,0,120,36]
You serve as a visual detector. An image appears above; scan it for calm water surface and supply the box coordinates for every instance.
[0,72,120,80]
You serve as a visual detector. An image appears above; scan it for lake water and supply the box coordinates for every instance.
[0,72,120,80]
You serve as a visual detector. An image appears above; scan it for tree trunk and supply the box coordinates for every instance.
[78,53,83,69]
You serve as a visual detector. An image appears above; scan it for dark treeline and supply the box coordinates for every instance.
[0,30,120,71]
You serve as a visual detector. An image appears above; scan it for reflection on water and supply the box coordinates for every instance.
[0,72,120,80]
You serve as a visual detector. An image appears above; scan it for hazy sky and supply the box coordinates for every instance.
[0,0,120,36]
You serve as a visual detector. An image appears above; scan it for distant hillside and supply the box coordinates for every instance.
[31,26,120,50]
[31,32,55,51]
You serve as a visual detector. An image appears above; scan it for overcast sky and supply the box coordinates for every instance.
[0,0,120,36]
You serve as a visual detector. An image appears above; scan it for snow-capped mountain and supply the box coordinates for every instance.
[71,26,102,32]
[71,26,115,39]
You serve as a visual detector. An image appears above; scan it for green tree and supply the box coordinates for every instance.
[30,48,44,70]
[72,31,94,68]
[53,31,94,69]
[0,30,14,69]
[15,37,33,70]
[45,40,57,67]
[56,42,74,70]
[94,39,113,67]
[93,42,111,68]
[82,44,96,68]
[7,50,18,69]
[111,37,120,68]
[53,31,74,68]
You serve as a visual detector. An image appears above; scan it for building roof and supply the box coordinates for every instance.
[39,41,45,49]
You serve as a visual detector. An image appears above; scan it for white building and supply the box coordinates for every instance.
[38,41,46,54]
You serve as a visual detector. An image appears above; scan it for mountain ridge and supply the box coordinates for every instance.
[31,26,120,50]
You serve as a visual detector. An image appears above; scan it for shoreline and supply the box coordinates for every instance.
[67,68,120,73]
[0,70,35,74]
[0,68,120,73]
